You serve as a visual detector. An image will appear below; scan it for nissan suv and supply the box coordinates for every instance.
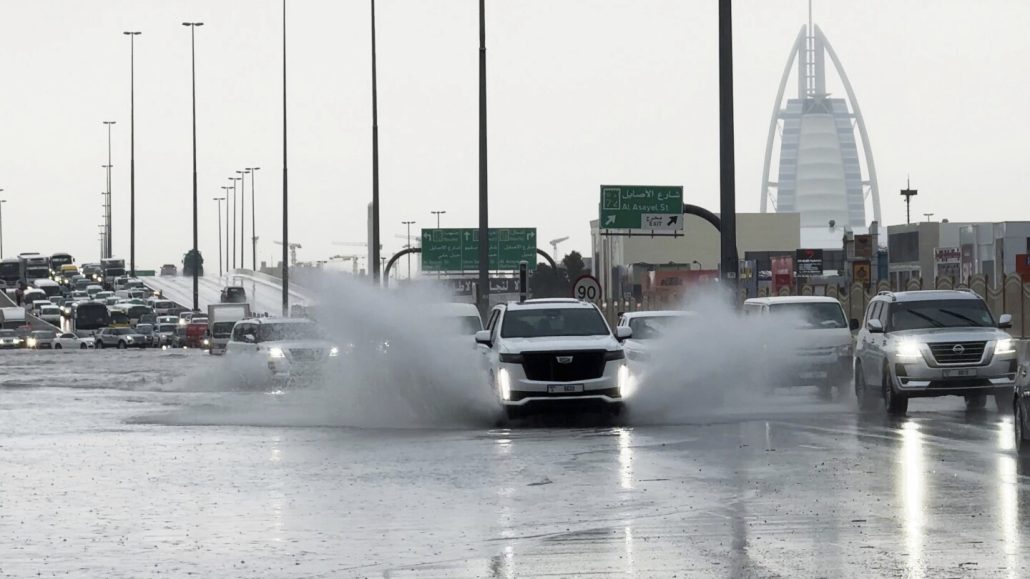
[225,318,340,387]
[854,290,1016,415]
[475,299,632,419]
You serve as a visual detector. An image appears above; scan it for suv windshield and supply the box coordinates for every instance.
[770,302,848,329]
[890,299,995,331]
[257,323,324,342]
[501,307,610,338]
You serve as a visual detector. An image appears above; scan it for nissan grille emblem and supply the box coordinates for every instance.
[556,356,574,364]
[952,344,965,355]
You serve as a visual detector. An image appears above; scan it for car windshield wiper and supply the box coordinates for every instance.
[938,309,984,327]
[904,309,944,328]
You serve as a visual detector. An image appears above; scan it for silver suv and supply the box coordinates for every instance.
[855,290,1016,415]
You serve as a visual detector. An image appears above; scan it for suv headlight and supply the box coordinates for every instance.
[997,338,1016,355]
[329,346,340,357]
[26,338,37,348]
[269,347,286,359]
[618,363,633,398]
[836,343,853,357]
[896,340,921,360]
[497,368,511,401]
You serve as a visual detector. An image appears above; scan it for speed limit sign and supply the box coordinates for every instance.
[572,274,602,302]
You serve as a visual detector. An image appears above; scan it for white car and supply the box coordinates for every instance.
[38,305,63,326]
[617,310,694,368]
[475,299,632,419]
[54,333,95,350]
[742,296,857,399]
[225,318,340,386]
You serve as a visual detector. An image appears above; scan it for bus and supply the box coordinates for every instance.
[19,254,50,283]
[72,302,111,332]
[49,253,74,277]
[100,258,126,286]
[0,258,20,286]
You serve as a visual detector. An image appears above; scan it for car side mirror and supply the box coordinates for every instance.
[615,326,633,341]
[999,314,1013,329]
[475,330,492,347]
[866,319,884,334]
[849,318,860,331]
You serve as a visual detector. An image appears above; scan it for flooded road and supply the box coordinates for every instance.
[2,350,1029,577]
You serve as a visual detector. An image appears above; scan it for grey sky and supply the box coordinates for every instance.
[1,1,1028,270]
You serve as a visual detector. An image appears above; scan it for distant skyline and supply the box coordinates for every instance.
[1,1,1028,270]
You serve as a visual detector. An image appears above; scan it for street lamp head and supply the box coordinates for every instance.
[123,31,141,36]
[247,167,261,172]
[182,22,203,27]
[103,121,116,125]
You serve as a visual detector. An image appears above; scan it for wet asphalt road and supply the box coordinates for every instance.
[2,350,1029,578]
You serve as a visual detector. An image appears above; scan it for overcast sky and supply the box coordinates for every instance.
[1,0,1028,272]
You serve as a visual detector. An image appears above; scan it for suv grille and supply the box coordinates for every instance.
[521,351,606,382]
[290,348,324,362]
[928,341,986,366]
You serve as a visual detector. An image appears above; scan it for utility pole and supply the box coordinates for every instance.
[718,0,738,292]
[0,195,6,259]
[281,0,290,316]
[183,21,204,312]
[229,176,241,270]
[102,120,116,259]
[213,197,225,275]
[123,31,141,276]
[221,185,232,275]
[477,0,489,317]
[247,167,260,270]
[370,0,381,284]
[401,220,415,279]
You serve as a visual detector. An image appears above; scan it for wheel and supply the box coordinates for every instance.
[996,393,1014,413]
[54,344,62,350]
[79,343,87,350]
[97,341,105,349]
[965,394,987,411]
[1016,400,1030,455]
[883,366,908,415]
[855,365,879,412]
[117,341,127,349]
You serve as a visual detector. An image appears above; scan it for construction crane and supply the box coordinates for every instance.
[329,254,362,275]
[549,236,570,258]
[273,240,302,266]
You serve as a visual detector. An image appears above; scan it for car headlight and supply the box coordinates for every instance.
[618,363,633,398]
[497,368,511,401]
[26,338,37,348]
[896,340,922,360]
[997,338,1016,355]
[203,338,210,346]
[269,347,286,359]
[125,337,134,342]
[329,346,340,357]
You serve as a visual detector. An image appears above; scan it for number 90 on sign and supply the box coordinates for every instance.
[572,275,601,302]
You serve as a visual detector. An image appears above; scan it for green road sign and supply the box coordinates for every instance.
[599,185,683,230]
[421,228,537,272]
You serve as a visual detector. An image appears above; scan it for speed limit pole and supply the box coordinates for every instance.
[572,274,601,302]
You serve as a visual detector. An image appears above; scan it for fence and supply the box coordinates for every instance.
[597,273,1030,338]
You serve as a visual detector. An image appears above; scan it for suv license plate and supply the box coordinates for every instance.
[943,369,975,378]
[548,384,584,394]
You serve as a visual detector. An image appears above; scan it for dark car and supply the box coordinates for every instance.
[220,286,247,304]
[160,264,178,277]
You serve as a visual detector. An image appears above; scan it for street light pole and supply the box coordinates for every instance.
[123,31,141,276]
[477,0,489,318]
[247,167,260,270]
[370,0,381,284]
[718,0,738,291]
[0,195,6,259]
[281,0,290,315]
[221,185,232,275]
[401,220,415,279]
[102,120,116,259]
[237,169,249,268]
[183,21,204,312]
[213,197,225,276]
[229,176,241,270]
[431,210,446,229]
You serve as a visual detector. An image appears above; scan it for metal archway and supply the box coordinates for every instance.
[383,247,420,288]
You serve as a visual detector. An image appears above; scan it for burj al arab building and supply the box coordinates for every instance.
[760,17,882,249]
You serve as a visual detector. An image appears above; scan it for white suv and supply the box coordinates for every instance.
[225,318,340,386]
[475,299,632,419]
[855,290,1016,415]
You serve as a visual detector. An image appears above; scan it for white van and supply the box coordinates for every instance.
[742,296,858,399]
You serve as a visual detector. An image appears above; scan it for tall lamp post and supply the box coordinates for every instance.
[0,194,6,259]
[431,210,446,229]
[213,197,225,276]
[229,176,241,269]
[246,167,260,270]
[477,0,489,318]
[102,120,116,259]
[237,169,249,269]
[123,31,141,276]
[401,220,415,279]
[183,21,204,312]
[221,185,232,275]
[281,0,289,315]
[369,0,381,284]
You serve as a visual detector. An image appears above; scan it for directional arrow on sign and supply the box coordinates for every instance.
[667,215,679,227]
